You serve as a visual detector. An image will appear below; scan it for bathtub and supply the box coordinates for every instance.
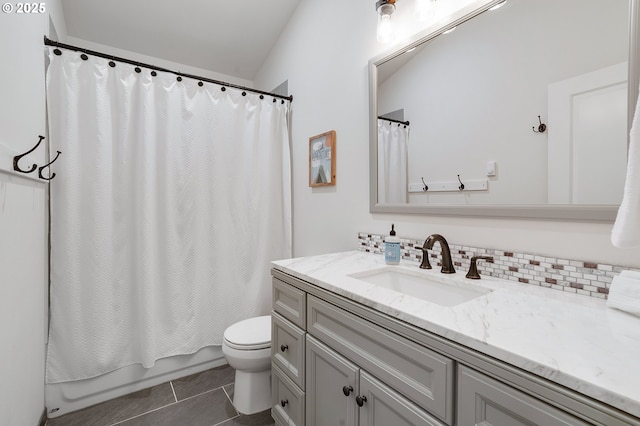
[45,345,225,418]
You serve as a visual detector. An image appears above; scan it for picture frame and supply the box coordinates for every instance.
[309,130,336,187]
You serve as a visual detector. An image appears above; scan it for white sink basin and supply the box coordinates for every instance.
[349,267,491,307]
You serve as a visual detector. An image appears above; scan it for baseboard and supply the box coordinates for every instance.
[38,408,47,426]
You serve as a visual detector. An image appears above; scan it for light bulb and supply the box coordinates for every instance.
[376,1,396,44]
[377,14,394,43]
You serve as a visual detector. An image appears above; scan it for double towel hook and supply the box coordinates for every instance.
[457,174,465,190]
[13,135,62,180]
[421,177,429,191]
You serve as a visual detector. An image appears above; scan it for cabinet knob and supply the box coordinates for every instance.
[356,395,367,407]
[280,344,288,352]
[342,385,353,396]
[280,399,288,408]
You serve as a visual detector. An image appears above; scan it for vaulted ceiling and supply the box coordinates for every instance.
[61,0,300,81]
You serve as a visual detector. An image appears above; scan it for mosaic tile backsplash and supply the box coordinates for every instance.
[358,232,637,299]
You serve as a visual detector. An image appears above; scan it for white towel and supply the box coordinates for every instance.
[607,271,640,317]
[611,89,640,247]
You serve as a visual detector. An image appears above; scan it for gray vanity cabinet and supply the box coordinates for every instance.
[306,334,444,426]
[272,270,640,426]
[457,366,590,426]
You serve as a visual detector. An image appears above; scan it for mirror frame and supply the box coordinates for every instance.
[369,0,640,221]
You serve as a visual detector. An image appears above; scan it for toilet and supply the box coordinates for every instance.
[222,315,272,415]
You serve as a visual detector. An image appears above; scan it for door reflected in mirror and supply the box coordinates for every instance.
[374,0,630,207]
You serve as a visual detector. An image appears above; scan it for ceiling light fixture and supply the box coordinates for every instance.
[376,0,396,43]
[442,26,456,35]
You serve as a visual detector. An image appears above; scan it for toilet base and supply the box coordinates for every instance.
[232,368,272,415]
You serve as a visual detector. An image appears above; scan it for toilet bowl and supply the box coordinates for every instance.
[222,315,272,415]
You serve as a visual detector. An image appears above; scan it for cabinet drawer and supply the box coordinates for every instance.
[273,278,306,329]
[457,365,590,426]
[272,312,306,389]
[307,295,454,424]
[272,363,305,426]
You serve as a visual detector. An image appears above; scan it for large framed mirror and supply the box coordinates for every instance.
[369,0,640,221]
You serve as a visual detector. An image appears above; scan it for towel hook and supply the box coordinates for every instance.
[532,115,547,133]
[38,150,62,180]
[457,174,465,190]
[13,135,45,174]
[421,177,429,191]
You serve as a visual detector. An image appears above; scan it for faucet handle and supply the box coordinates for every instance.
[466,256,493,279]
[417,247,432,269]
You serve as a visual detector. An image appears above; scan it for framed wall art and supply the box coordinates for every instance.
[309,130,336,187]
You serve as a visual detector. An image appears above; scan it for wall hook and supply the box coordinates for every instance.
[421,177,428,191]
[532,115,547,133]
[457,174,465,190]
[38,150,62,180]
[13,135,45,174]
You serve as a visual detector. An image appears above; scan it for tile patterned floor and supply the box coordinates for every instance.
[46,365,274,426]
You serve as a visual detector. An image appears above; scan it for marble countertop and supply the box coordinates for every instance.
[272,251,640,419]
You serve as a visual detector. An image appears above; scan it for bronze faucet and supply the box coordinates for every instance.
[466,256,494,279]
[419,234,455,274]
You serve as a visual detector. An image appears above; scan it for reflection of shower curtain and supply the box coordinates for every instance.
[44,48,291,383]
[377,119,409,203]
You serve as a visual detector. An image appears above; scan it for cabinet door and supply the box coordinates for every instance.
[306,335,359,426]
[358,370,446,426]
[457,366,590,426]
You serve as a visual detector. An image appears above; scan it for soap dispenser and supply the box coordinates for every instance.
[385,224,401,265]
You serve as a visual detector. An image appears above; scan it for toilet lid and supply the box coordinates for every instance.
[223,315,271,350]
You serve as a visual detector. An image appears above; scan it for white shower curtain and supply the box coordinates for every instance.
[377,119,409,204]
[44,48,291,383]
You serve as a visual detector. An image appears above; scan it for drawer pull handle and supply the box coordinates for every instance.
[342,385,353,396]
[356,395,367,407]
[280,344,288,352]
[280,399,288,408]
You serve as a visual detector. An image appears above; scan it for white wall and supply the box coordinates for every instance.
[0,176,47,425]
[255,0,640,267]
[0,1,66,423]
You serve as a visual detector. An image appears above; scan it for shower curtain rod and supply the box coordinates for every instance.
[378,116,410,126]
[43,36,293,103]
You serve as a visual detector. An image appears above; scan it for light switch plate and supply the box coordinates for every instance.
[486,161,496,177]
